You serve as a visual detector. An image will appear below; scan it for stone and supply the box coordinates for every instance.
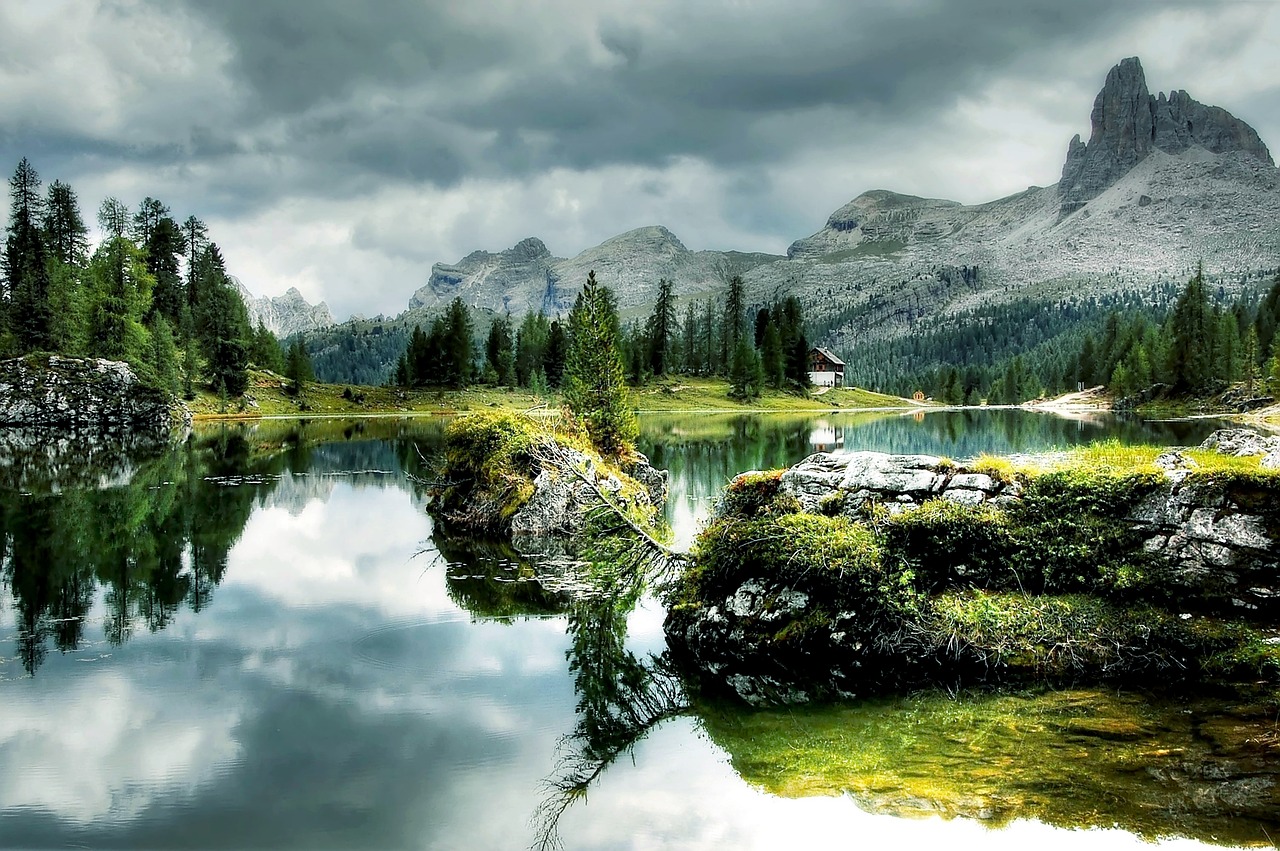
[1200,428,1280,458]
[942,488,986,506]
[0,355,186,435]
[949,473,997,493]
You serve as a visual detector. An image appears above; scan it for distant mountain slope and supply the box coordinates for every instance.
[313,56,1279,387]
[745,56,1280,372]
[234,281,336,338]
[407,226,783,317]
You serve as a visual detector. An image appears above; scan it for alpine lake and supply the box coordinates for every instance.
[1,408,1278,850]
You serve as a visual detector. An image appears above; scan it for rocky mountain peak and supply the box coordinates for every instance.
[234,280,335,338]
[1059,57,1273,218]
[507,237,552,260]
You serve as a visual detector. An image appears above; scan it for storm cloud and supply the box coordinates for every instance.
[1,0,1277,319]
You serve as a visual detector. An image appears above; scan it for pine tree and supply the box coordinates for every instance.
[42,180,88,266]
[5,158,53,352]
[181,216,208,310]
[545,320,567,387]
[285,338,313,393]
[563,271,637,455]
[515,311,550,387]
[761,319,784,388]
[1167,264,1212,392]
[485,315,515,386]
[645,277,677,376]
[681,302,698,374]
[720,275,745,370]
[729,337,763,400]
[441,297,473,388]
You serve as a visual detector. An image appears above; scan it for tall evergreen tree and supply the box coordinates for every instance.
[42,180,88,267]
[442,297,473,388]
[181,215,208,310]
[645,278,677,376]
[515,311,550,387]
[5,158,53,351]
[564,271,637,455]
[720,275,745,370]
[1167,264,1212,392]
[545,320,568,387]
[485,315,516,386]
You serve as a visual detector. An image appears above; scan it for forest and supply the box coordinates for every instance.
[844,268,1280,405]
[0,157,294,401]
[386,275,813,401]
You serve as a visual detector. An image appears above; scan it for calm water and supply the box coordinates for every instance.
[0,410,1272,850]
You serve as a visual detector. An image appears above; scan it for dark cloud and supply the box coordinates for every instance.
[0,0,1274,318]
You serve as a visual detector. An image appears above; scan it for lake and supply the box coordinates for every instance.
[1,410,1275,850]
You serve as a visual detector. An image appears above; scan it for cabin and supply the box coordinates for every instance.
[808,347,845,388]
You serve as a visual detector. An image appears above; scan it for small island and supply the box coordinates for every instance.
[665,430,1280,705]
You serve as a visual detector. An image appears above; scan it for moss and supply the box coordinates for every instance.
[879,500,1015,592]
[676,514,908,622]
[721,469,798,518]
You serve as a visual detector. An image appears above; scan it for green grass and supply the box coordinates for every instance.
[630,376,913,412]
[188,372,916,421]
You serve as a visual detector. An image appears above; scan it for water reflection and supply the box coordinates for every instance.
[0,413,1271,851]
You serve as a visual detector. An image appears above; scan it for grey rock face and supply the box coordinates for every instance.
[771,451,1018,515]
[235,281,336,337]
[1059,57,1272,217]
[0,355,187,436]
[506,447,667,542]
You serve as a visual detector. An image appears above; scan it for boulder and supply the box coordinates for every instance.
[0,355,187,435]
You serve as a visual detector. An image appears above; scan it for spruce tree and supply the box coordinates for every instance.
[1167,265,1212,392]
[5,158,53,352]
[645,277,677,376]
[563,271,637,455]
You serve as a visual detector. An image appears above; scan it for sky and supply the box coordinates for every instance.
[2,0,1278,322]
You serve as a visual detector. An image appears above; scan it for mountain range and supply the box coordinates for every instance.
[303,57,1280,383]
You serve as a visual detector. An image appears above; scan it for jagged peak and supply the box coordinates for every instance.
[1059,56,1273,218]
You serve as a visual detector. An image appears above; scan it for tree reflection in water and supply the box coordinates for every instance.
[532,559,690,851]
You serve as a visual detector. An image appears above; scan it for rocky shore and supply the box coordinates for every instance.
[665,429,1280,705]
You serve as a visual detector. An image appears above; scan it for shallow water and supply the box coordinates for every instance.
[0,411,1272,850]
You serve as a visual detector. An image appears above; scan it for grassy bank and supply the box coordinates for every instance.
[187,371,917,421]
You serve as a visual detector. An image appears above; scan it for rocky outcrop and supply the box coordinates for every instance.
[508,449,668,540]
[749,445,1280,613]
[667,440,1280,705]
[777,451,1021,514]
[235,281,336,337]
[1059,57,1273,217]
[0,355,188,435]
